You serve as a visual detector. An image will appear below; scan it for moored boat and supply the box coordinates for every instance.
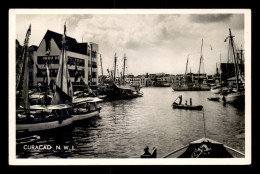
[17,104,73,133]
[71,97,103,122]
[105,53,144,100]
[16,24,75,135]
[218,29,245,105]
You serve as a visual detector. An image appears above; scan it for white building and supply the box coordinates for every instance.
[33,30,99,90]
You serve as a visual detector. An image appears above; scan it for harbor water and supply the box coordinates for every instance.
[17,87,245,158]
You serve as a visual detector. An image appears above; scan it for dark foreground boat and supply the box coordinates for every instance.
[172,102,203,110]
[163,137,242,158]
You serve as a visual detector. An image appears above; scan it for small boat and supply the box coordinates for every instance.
[210,85,222,94]
[172,103,203,110]
[71,97,103,122]
[207,97,220,101]
[16,104,74,133]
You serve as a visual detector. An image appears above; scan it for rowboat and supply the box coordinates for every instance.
[172,102,203,110]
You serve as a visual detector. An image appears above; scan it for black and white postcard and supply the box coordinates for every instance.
[9,9,251,165]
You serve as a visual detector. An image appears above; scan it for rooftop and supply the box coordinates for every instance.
[43,30,88,55]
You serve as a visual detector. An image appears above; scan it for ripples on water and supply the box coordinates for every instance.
[17,87,245,158]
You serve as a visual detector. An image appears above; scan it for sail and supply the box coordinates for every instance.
[46,63,50,86]
[16,25,31,92]
[51,24,73,104]
[16,25,31,111]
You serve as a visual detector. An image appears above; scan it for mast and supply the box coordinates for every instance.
[107,68,111,79]
[123,53,126,85]
[220,52,222,85]
[229,28,239,91]
[100,54,104,85]
[184,54,189,85]
[198,39,203,85]
[21,24,31,113]
[114,53,117,82]
[51,23,73,104]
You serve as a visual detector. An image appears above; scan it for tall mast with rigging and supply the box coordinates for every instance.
[198,39,203,85]
[122,53,126,86]
[228,28,239,91]
[114,53,117,82]
[184,54,189,85]
[20,24,31,113]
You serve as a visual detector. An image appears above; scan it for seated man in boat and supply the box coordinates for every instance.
[192,144,212,158]
[190,98,192,105]
[143,146,151,156]
[185,100,187,105]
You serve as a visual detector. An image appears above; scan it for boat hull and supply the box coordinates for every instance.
[16,117,74,133]
[71,109,101,122]
[162,138,244,158]
[210,88,222,94]
[172,84,210,91]
[220,91,245,104]
[172,103,203,110]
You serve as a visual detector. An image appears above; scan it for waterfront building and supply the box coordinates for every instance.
[32,30,99,90]
[89,42,99,86]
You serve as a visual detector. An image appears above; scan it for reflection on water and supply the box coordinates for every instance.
[17,87,245,158]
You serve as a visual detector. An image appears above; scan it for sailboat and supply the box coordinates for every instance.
[105,53,143,100]
[172,40,210,91]
[219,29,245,104]
[141,109,245,158]
[16,24,74,135]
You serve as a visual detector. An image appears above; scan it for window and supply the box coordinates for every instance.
[50,69,58,77]
[37,56,59,64]
[92,51,97,58]
[67,56,85,67]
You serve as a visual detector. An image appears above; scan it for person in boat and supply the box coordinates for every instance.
[185,100,187,105]
[190,98,192,106]
[143,146,151,156]
[192,144,211,158]
[179,95,182,105]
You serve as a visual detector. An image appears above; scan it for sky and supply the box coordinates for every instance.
[15,12,245,76]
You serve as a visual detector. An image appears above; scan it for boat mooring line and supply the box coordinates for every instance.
[162,145,189,158]
[223,145,245,156]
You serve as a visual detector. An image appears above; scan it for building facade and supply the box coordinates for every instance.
[32,30,99,90]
